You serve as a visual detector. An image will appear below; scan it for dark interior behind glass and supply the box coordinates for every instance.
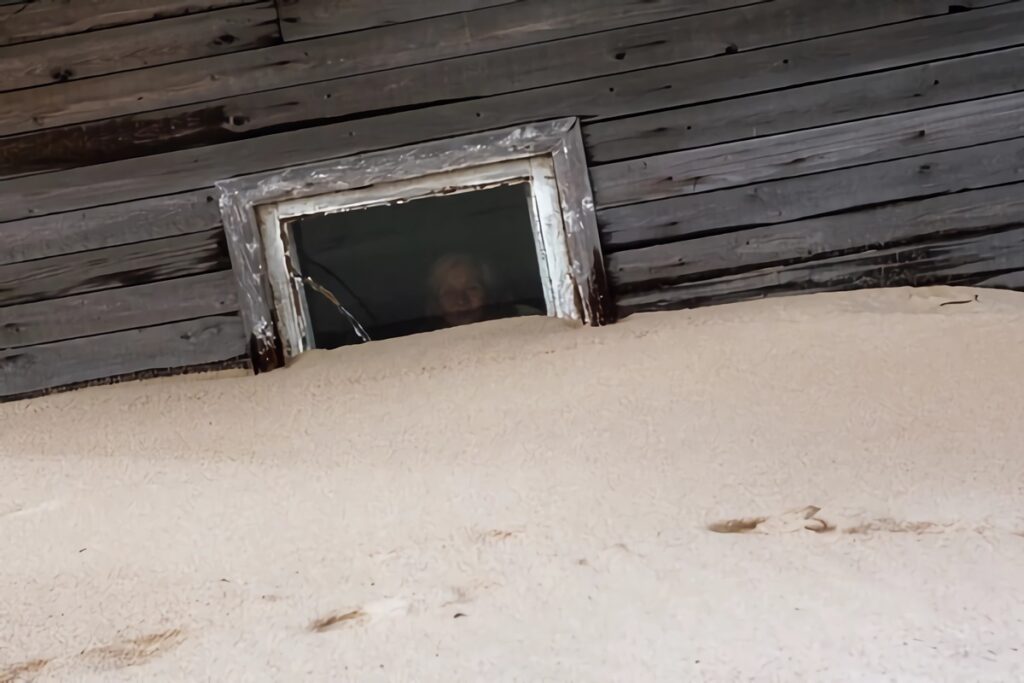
[287,183,547,349]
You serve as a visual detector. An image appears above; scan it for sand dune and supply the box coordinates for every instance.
[2,287,1023,682]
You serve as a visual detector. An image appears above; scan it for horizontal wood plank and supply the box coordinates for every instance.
[0,0,257,47]
[0,0,798,176]
[585,44,1024,165]
[598,136,1024,249]
[4,1,1020,182]
[0,190,221,266]
[0,271,238,348]
[0,315,246,397]
[616,226,1024,314]
[0,0,761,137]
[591,90,1024,209]
[975,270,1024,289]
[5,6,1023,223]
[609,183,1024,290]
[0,2,280,92]
[277,0,516,41]
[0,229,229,307]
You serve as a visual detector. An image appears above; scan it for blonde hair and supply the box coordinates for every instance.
[426,253,495,315]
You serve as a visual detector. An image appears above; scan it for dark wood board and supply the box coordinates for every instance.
[0,357,250,402]
[19,67,1018,224]
[5,5,1023,223]
[975,270,1024,289]
[608,183,1024,290]
[591,91,1024,209]
[0,0,763,136]
[585,45,1024,165]
[276,0,516,41]
[0,2,280,92]
[0,270,238,348]
[0,315,246,397]
[598,135,1024,250]
[3,0,1019,179]
[0,229,229,307]
[0,0,258,47]
[0,189,222,266]
[615,226,1024,314]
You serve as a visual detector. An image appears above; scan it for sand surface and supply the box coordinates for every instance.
[2,286,1023,682]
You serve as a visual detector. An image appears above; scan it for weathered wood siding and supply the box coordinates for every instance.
[1,0,1022,398]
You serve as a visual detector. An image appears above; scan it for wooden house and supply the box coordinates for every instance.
[1,0,1022,400]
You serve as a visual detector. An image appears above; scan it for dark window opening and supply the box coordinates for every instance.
[287,183,547,349]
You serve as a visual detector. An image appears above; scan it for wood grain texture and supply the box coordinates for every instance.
[4,0,1020,179]
[0,315,246,397]
[0,0,761,137]
[585,44,1024,165]
[0,3,280,92]
[276,0,516,40]
[0,229,229,307]
[3,2,773,174]
[598,136,1024,250]
[7,2,1023,223]
[217,187,280,372]
[0,271,238,348]
[975,270,1024,289]
[609,183,1024,290]
[549,120,615,325]
[0,189,221,265]
[0,0,257,46]
[591,91,1024,209]
[616,226,1024,314]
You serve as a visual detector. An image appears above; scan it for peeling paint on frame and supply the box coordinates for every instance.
[216,118,611,372]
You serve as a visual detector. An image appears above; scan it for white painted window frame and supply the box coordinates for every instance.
[216,118,611,371]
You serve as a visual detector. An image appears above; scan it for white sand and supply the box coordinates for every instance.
[1,286,1023,682]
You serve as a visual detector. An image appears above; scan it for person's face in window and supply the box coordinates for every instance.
[436,261,488,326]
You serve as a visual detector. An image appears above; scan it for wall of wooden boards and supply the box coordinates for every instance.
[1,0,1022,399]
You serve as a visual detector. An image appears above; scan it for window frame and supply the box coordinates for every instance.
[216,118,612,372]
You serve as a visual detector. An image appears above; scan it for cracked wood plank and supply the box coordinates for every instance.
[4,3,1021,223]
[0,2,280,92]
[0,0,259,47]
[276,0,515,41]
[0,0,760,137]
[4,0,1015,177]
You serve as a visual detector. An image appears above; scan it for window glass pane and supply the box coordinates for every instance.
[287,183,546,349]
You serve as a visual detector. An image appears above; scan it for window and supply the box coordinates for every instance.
[217,118,611,372]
